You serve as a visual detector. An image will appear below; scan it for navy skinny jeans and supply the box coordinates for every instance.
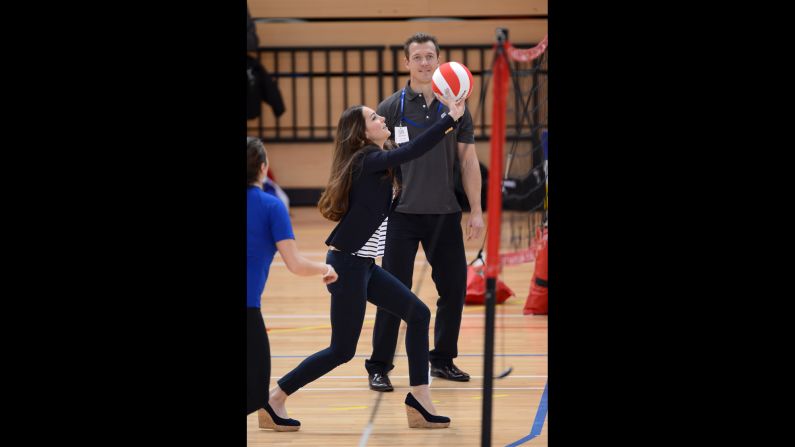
[278,249,431,394]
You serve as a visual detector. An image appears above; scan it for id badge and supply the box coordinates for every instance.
[395,126,410,144]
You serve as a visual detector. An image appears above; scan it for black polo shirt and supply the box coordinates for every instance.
[376,81,475,214]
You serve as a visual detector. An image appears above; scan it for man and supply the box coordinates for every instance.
[365,33,484,391]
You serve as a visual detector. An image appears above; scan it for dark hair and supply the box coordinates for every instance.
[317,106,399,221]
[247,137,267,185]
[403,32,440,59]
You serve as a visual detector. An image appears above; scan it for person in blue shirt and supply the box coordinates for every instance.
[247,136,338,431]
[263,91,465,431]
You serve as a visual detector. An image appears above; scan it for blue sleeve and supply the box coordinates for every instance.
[269,199,295,243]
[360,115,457,174]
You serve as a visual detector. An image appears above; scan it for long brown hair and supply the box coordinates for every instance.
[318,105,398,221]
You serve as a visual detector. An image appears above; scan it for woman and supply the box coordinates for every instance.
[246,137,338,431]
[261,91,465,430]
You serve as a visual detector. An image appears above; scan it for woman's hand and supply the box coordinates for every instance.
[434,88,466,121]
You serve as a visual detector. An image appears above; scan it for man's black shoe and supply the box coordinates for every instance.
[368,373,394,392]
[430,362,470,382]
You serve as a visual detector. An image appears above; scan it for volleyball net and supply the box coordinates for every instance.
[481,29,548,447]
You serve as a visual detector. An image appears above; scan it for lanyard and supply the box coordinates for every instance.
[400,88,443,129]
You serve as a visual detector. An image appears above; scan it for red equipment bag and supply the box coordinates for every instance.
[523,227,548,315]
[465,261,514,305]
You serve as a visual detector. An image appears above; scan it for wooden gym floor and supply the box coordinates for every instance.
[248,207,547,446]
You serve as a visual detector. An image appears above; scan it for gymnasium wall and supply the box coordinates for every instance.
[248,1,548,200]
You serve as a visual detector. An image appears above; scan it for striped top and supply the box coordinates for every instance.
[352,216,388,258]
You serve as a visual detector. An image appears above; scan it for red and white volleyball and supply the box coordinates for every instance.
[432,62,474,101]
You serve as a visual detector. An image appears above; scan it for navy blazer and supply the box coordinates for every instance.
[325,114,457,252]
